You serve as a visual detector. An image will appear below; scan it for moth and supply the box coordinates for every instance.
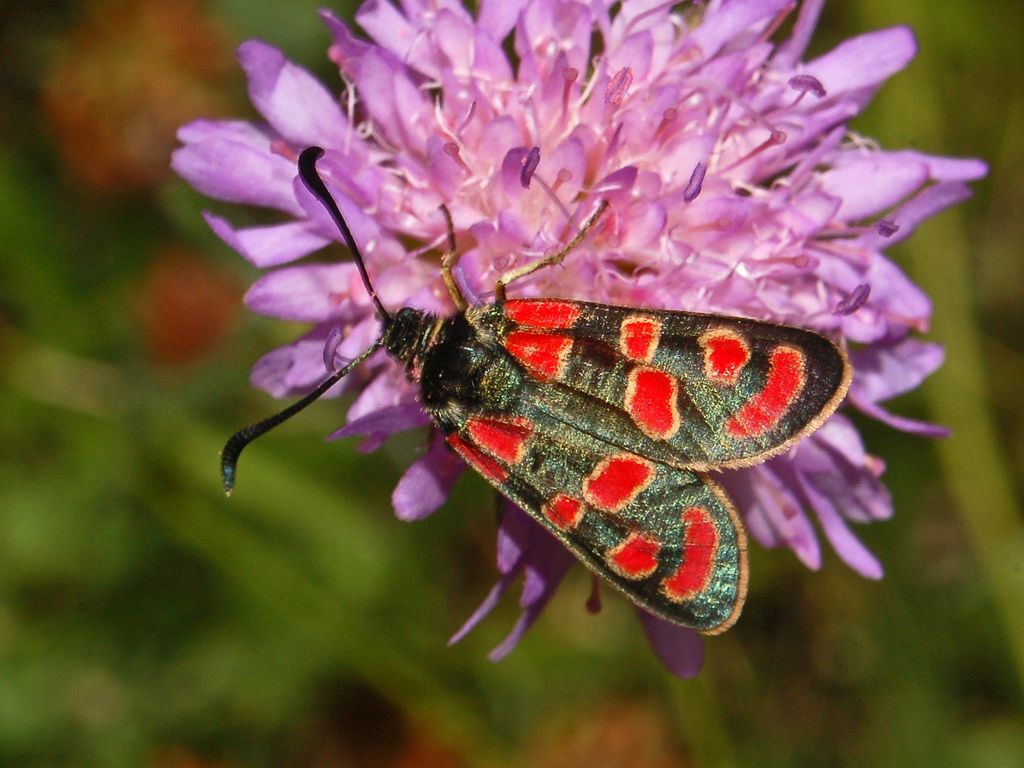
[222,147,851,634]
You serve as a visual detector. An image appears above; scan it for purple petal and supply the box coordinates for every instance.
[773,442,886,578]
[606,32,651,85]
[451,504,575,659]
[774,0,824,66]
[914,153,988,183]
[799,476,885,579]
[244,264,358,321]
[637,610,705,679]
[391,434,465,521]
[806,418,894,524]
[434,9,513,81]
[203,213,330,268]
[448,568,520,646]
[171,120,302,214]
[353,50,431,150]
[355,0,440,78]
[477,0,528,42]
[857,181,975,248]
[690,0,792,60]
[250,326,341,398]
[819,153,928,220]
[725,465,823,570]
[449,502,534,645]
[237,40,351,148]
[851,338,945,403]
[850,394,950,438]
[329,401,429,449]
[488,525,575,660]
[803,27,917,95]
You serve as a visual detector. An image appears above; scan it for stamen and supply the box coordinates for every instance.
[270,138,296,163]
[443,141,473,174]
[865,454,886,476]
[456,100,477,135]
[492,252,514,272]
[551,168,573,193]
[876,219,899,237]
[323,325,344,372]
[690,216,733,233]
[605,66,633,106]
[655,107,678,141]
[606,122,624,156]
[521,146,541,188]
[562,66,579,113]
[789,74,827,99]
[719,127,787,173]
[835,283,871,315]
[683,161,707,202]
[531,172,573,223]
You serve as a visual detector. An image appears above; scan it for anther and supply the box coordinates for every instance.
[835,283,871,315]
[683,161,707,203]
[605,66,633,106]
[521,146,541,188]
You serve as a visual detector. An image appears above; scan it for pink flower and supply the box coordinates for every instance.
[174,0,985,676]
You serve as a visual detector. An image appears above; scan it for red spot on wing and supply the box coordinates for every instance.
[727,345,806,438]
[505,330,572,381]
[625,366,680,440]
[583,454,655,512]
[543,494,585,531]
[505,299,581,329]
[607,533,660,579]
[466,416,533,464]
[661,506,718,602]
[701,329,750,385]
[620,315,661,362]
[446,433,508,484]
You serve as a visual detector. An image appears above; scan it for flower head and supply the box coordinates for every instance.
[174,0,985,676]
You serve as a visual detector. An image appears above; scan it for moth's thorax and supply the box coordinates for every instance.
[383,305,522,424]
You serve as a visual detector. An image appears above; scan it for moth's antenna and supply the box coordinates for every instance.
[220,340,383,496]
[298,146,390,323]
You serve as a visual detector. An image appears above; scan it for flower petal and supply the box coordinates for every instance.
[244,264,358,321]
[329,401,430,449]
[690,0,791,60]
[172,120,301,214]
[392,433,466,521]
[803,27,916,95]
[238,40,352,148]
[203,213,329,268]
[250,325,342,398]
[488,509,575,661]
[851,337,945,403]
[819,152,929,220]
[477,0,528,42]
[857,181,976,248]
[637,610,705,679]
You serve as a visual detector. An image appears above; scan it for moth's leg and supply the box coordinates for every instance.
[494,200,609,303]
[438,204,468,311]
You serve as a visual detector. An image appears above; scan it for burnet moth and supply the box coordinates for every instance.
[222,146,851,633]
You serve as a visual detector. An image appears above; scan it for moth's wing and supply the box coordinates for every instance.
[486,299,851,471]
[442,401,747,633]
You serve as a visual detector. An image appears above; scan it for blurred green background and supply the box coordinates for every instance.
[1,1,1021,766]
